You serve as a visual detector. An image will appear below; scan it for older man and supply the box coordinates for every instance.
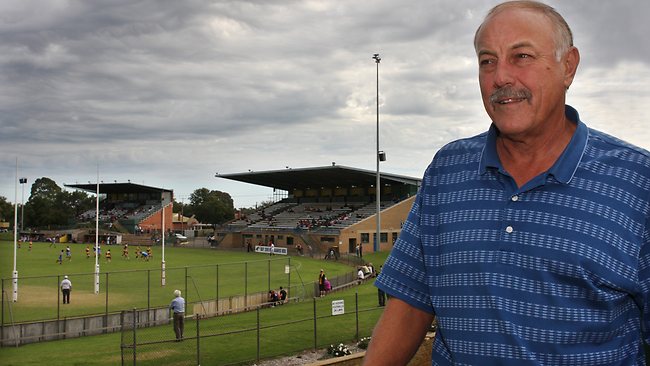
[364,1,650,365]
[169,289,185,341]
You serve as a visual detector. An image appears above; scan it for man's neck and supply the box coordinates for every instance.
[496,116,576,188]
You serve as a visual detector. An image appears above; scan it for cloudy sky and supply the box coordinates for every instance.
[1,0,649,209]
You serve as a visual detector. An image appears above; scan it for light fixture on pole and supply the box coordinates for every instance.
[373,53,382,252]
[12,158,19,302]
[161,197,166,286]
[19,178,27,232]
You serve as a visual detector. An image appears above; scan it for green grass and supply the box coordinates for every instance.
[0,233,390,364]
[0,239,354,323]
[0,279,385,365]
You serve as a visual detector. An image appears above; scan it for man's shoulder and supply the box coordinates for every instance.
[439,131,489,154]
[586,128,650,173]
[587,128,650,159]
[427,131,488,170]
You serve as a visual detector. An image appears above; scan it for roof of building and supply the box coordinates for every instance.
[215,165,421,191]
[64,182,172,195]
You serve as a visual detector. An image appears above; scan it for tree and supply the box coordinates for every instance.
[188,188,235,226]
[0,196,14,224]
[23,177,93,228]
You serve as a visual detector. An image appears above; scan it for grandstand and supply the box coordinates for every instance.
[63,182,176,246]
[215,164,421,257]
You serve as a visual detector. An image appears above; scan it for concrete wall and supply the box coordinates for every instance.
[1,289,274,347]
[339,197,415,254]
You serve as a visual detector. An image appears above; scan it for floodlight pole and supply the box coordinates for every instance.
[19,178,27,232]
[373,53,382,253]
[161,199,166,286]
[12,158,19,302]
[94,168,100,294]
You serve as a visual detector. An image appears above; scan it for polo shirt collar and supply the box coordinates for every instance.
[478,105,588,184]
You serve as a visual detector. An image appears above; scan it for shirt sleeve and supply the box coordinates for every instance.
[375,183,434,314]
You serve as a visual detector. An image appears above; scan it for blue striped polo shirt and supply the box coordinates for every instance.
[375,105,650,365]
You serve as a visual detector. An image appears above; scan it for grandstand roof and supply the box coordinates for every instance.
[215,165,421,191]
[64,182,172,195]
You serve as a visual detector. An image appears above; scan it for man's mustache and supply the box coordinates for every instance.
[489,87,532,104]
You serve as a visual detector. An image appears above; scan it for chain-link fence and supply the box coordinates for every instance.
[120,290,383,365]
[1,257,304,346]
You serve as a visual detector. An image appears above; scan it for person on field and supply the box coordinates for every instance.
[364,1,650,365]
[56,249,64,264]
[169,289,185,341]
[60,275,72,304]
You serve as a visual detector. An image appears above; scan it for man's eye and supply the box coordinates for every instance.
[517,53,531,59]
[480,59,494,65]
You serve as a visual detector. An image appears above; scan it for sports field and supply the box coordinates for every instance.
[0,236,354,323]
[0,233,389,365]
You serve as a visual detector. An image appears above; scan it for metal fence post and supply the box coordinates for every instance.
[132,308,137,366]
[245,262,248,308]
[147,270,150,311]
[355,292,359,340]
[267,259,271,292]
[120,311,124,365]
[287,257,291,297]
[256,307,260,363]
[184,267,188,305]
[105,272,109,333]
[56,275,60,322]
[1,279,4,346]
[313,297,317,350]
[216,264,219,313]
[196,314,200,365]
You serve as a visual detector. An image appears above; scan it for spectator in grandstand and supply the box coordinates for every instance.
[169,289,185,341]
[60,275,72,304]
[56,249,64,264]
[318,269,327,297]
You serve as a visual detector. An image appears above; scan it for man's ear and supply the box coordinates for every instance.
[564,46,580,90]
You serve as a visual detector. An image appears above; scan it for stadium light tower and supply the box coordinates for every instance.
[373,53,382,252]
[19,177,27,232]
[161,198,166,286]
[94,168,100,294]
[12,158,19,302]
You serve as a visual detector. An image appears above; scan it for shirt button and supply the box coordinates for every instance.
[511,195,519,202]
[505,226,514,233]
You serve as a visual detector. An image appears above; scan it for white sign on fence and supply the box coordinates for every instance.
[285,265,290,274]
[332,300,345,316]
[254,245,288,255]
